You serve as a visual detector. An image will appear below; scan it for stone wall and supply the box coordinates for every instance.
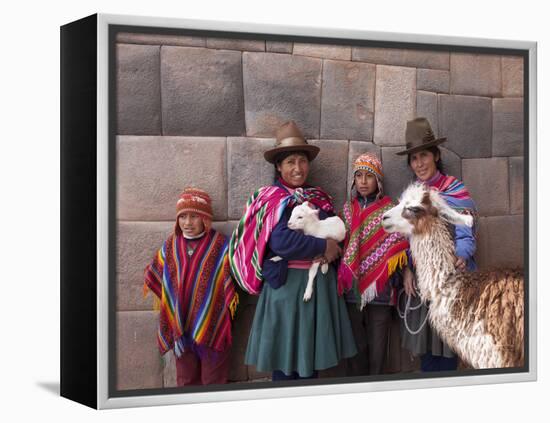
[115,31,525,390]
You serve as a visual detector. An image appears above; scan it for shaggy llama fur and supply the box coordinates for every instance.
[382,183,524,369]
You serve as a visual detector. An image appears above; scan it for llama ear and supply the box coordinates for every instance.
[313,208,320,216]
[304,201,314,209]
[430,190,473,227]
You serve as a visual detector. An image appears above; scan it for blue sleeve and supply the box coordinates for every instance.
[454,224,476,261]
[269,209,327,260]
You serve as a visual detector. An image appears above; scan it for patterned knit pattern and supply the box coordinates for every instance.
[229,184,334,295]
[144,229,238,355]
[338,196,409,307]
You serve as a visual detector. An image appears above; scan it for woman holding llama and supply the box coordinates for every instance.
[396,117,477,372]
[229,121,357,381]
[338,153,410,375]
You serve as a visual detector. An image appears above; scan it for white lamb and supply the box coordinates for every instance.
[271,201,346,302]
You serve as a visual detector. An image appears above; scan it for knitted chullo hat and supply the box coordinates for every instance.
[352,153,384,199]
[175,187,213,233]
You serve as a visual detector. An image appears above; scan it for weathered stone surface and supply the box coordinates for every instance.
[163,350,177,388]
[117,44,161,135]
[206,38,265,51]
[116,32,206,47]
[417,68,450,93]
[117,221,173,311]
[294,43,351,60]
[374,65,416,146]
[438,95,492,158]
[416,91,439,137]
[228,304,255,382]
[227,137,277,219]
[509,157,525,215]
[242,52,322,138]
[266,41,293,53]
[308,139,349,212]
[502,56,524,97]
[474,216,489,270]
[117,311,163,390]
[483,215,525,269]
[381,146,414,201]
[439,146,462,180]
[450,53,501,97]
[493,98,524,157]
[462,158,509,216]
[212,221,239,238]
[117,136,227,221]
[347,141,381,197]
[161,47,245,136]
[352,47,449,70]
[321,60,375,141]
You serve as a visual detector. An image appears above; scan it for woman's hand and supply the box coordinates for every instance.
[455,257,466,272]
[403,267,416,297]
[324,238,342,264]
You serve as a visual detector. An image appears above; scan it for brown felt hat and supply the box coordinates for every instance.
[263,120,320,164]
[396,117,447,156]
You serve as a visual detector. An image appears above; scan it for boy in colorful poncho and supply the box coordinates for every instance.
[144,188,239,386]
[337,153,410,375]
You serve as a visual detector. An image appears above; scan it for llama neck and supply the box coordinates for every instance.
[410,219,457,301]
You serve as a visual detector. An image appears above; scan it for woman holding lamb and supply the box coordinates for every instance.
[229,121,357,381]
[337,153,410,375]
[396,117,478,372]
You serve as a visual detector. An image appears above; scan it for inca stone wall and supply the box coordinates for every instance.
[115,31,525,390]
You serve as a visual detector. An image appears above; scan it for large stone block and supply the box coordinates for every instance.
[474,216,489,270]
[228,304,256,382]
[266,41,293,54]
[347,141,381,197]
[438,94,492,158]
[439,146,462,180]
[321,60,375,141]
[509,157,525,215]
[308,139,349,212]
[117,136,227,221]
[450,53,501,97]
[161,47,245,136]
[242,52,322,138]
[294,43,351,60]
[162,350,177,388]
[481,215,525,269]
[352,47,450,70]
[227,137,277,219]
[493,98,524,157]
[416,91,439,137]
[462,158,509,216]
[117,44,161,135]
[381,146,414,201]
[116,311,163,390]
[206,38,265,51]
[374,65,416,146]
[116,32,206,47]
[502,56,524,97]
[417,68,450,93]
[212,221,239,238]
[117,221,173,312]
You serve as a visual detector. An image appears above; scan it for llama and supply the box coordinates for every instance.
[271,201,346,301]
[381,183,524,369]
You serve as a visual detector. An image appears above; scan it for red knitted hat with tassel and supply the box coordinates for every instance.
[176,188,214,220]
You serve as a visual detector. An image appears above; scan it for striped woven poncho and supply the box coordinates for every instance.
[144,229,238,356]
[337,196,410,308]
[229,184,334,295]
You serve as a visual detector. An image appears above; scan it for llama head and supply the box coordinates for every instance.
[381,183,473,236]
[288,201,319,231]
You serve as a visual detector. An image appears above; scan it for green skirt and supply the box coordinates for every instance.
[245,266,358,377]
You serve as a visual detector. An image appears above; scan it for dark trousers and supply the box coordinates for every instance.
[345,303,393,376]
[175,347,231,386]
[421,352,458,372]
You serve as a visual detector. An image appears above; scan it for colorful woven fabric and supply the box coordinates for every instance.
[229,184,334,295]
[338,196,409,308]
[425,172,477,217]
[144,229,238,356]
